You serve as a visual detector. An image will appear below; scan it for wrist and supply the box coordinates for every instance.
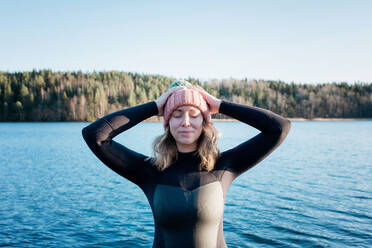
[154,100,163,115]
[216,99,222,112]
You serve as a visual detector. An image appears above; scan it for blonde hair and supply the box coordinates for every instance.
[150,121,220,171]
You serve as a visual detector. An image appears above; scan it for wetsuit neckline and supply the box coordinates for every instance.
[178,150,197,154]
[175,150,200,170]
[178,150,198,159]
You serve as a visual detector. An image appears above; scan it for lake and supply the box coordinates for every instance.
[0,121,371,247]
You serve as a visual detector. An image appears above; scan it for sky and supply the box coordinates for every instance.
[1,0,371,84]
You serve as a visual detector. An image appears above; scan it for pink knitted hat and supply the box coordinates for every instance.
[163,87,211,127]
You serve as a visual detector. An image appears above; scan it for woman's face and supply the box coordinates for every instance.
[169,105,204,152]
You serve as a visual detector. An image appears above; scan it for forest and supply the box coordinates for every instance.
[0,70,371,121]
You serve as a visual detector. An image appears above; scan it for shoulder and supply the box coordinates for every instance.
[212,151,233,171]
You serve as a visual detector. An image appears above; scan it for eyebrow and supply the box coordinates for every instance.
[175,108,200,113]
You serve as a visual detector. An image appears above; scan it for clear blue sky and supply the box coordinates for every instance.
[1,0,371,84]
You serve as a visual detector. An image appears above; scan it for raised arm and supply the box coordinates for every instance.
[218,100,291,177]
[81,101,159,186]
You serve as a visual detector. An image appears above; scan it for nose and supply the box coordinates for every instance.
[182,113,190,127]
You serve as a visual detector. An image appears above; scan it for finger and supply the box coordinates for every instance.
[196,88,210,100]
[167,85,184,94]
[192,85,206,96]
[193,85,205,93]
[161,86,183,102]
[161,87,179,99]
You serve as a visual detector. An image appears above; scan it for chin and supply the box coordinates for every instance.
[178,138,197,145]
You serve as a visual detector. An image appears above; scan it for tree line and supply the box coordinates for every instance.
[0,70,371,121]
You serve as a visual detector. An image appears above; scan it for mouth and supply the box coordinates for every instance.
[179,131,193,134]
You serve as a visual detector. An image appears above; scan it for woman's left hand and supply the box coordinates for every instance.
[193,85,222,114]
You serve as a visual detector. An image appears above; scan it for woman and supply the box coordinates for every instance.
[82,80,291,248]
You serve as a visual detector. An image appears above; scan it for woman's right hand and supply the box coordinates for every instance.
[155,86,184,116]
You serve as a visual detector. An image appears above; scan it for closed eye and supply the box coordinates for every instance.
[172,111,182,118]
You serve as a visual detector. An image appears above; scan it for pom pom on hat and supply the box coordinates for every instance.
[168,79,193,89]
[163,80,211,127]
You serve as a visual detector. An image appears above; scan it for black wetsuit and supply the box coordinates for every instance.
[82,100,291,248]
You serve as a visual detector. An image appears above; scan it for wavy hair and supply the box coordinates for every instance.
[150,121,220,171]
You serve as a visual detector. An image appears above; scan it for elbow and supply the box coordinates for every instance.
[81,125,101,147]
[279,118,291,138]
[81,127,101,155]
[269,118,291,146]
[81,126,90,141]
[82,126,94,145]
[82,122,110,147]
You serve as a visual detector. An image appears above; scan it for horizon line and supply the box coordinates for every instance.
[1,68,370,85]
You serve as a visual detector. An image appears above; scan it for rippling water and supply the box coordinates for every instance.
[0,121,371,247]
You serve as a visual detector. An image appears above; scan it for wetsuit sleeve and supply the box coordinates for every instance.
[218,100,291,177]
[81,101,159,186]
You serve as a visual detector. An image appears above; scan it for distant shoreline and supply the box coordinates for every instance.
[143,117,372,122]
[1,118,371,123]
[286,118,372,121]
